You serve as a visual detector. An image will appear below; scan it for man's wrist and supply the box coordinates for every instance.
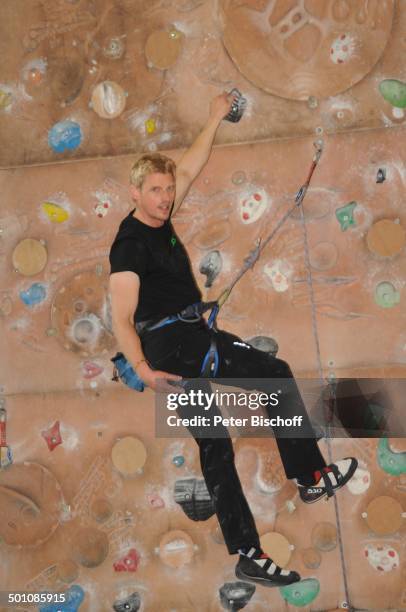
[135,360,151,376]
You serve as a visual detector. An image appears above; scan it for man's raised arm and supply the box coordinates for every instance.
[172,92,237,215]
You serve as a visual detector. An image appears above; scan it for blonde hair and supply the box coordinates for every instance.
[130,153,176,189]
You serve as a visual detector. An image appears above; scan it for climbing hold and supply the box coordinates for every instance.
[330,33,356,64]
[377,437,406,476]
[219,581,256,610]
[147,492,165,508]
[48,120,82,153]
[363,496,403,535]
[231,170,246,185]
[264,260,292,292]
[172,455,185,467]
[367,219,406,257]
[19,282,46,307]
[145,118,157,134]
[260,532,292,567]
[102,37,126,60]
[223,88,247,123]
[311,522,337,552]
[72,526,109,568]
[82,361,103,379]
[145,29,183,70]
[113,548,140,572]
[239,187,268,224]
[42,201,69,223]
[301,548,321,569]
[379,79,406,108]
[346,466,371,494]
[111,436,147,476]
[0,406,13,469]
[335,201,357,231]
[41,421,62,451]
[91,81,127,119]
[246,336,278,356]
[158,530,195,568]
[91,498,113,523]
[376,168,386,183]
[364,543,399,572]
[39,584,84,612]
[0,89,12,109]
[309,242,338,271]
[199,250,222,287]
[113,592,142,612]
[12,238,47,276]
[279,578,320,607]
[56,559,79,584]
[174,477,215,521]
[374,282,400,308]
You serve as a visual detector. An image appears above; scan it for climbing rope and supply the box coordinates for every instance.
[211,139,325,319]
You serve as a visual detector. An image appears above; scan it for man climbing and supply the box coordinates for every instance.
[109,92,358,588]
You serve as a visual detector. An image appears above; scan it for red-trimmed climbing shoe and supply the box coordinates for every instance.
[298,457,358,504]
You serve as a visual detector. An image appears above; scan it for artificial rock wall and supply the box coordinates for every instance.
[0,0,406,611]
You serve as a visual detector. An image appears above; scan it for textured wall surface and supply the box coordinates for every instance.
[0,0,405,611]
[1,0,406,167]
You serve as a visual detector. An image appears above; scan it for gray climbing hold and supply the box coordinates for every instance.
[113,592,141,612]
[246,336,279,356]
[199,250,222,288]
[219,581,256,611]
[174,478,215,521]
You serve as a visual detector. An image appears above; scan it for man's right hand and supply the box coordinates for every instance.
[137,361,182,393]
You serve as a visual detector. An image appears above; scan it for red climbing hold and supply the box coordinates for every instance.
[113,548,140,572]
[41,420,62,451]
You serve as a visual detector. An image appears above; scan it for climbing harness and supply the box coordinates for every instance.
[112,139,324,391]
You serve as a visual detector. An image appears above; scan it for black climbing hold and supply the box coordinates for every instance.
[376,168,386,183]
[219,581,256,611]
[199,250,222,288]
[113,592,141,612]
[174,478,215,521]
[246,335,279,356]
[224,88,247,123]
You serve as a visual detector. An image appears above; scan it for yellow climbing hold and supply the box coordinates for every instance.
[145,118,157,134]
[0,89,12,109]
[42,201,69,223]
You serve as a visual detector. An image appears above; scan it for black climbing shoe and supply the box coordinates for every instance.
[235,551,301,588]
[298,457,358,504]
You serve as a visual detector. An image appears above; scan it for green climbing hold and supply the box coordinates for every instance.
[377,437,406,476]
[335,201,357,231]
[374,282,400,308]
[279,578,320,607]
[379,79,406,108]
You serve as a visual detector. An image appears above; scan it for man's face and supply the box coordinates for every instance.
[131,172,176,226]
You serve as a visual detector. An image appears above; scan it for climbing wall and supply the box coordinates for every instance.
[1,0,406,167]
[0,0,406,611]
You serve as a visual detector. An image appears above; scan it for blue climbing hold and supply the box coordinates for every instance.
[48,120,82,153]
[39,585,85,612]
[19,283,46,307]
[173,455,185,467]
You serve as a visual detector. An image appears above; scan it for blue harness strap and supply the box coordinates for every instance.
[111,301,220,391]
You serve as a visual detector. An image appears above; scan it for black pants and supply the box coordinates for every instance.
[141,319,327,555]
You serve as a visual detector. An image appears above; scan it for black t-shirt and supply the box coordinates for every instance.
[109,209,202,323]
